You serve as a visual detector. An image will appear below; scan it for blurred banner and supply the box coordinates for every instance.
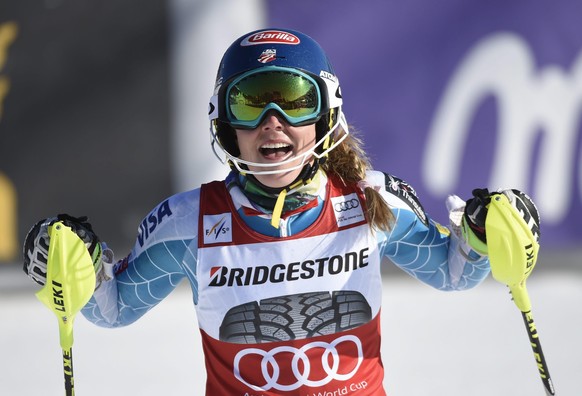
[267,0,582,247]
[1,0,581,265]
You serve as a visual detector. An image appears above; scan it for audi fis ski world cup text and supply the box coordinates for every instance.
[241,381,368,396]
[330,193,366,227]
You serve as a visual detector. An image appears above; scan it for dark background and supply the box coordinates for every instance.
[0,1,171,257]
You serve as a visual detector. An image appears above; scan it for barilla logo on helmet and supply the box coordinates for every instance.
[240,30,300,46]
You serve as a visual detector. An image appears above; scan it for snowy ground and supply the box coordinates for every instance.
[1,269,580,396]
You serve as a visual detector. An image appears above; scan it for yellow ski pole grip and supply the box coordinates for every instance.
[485,193,539,312]
[36,221,96,347]
[35,221,96,395]
[485,193,555,394]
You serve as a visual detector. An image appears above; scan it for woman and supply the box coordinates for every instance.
[23,28,533,395]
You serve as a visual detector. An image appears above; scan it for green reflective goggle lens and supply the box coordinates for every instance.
[226,68,321,129]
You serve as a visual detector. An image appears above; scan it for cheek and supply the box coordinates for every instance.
[297,127,317,149]
[234,131,253,158]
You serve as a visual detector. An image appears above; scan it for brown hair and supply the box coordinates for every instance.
[322,128,394,232]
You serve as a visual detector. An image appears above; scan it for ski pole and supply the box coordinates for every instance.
[35,221,96,395]
[486,193,555,395]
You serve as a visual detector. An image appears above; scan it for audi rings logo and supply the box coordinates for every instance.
[233,335,363,391]
[334,199,360,212]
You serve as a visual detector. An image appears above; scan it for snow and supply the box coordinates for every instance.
[1,271,579,395]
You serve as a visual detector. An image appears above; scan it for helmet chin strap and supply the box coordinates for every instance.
[246,159,319,195]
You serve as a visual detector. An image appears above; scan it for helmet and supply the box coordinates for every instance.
[208,28,349,177]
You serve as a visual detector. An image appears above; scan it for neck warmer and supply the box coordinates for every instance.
[230,169,324,228]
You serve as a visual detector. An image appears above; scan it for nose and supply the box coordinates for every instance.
[260,110,285,130]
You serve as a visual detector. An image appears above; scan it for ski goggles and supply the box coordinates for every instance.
[224,67,323,129]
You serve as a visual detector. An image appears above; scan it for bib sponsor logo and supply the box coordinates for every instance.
[234,335,363,391]
[208,248,369,287]
[203,213,232,244]
[241,30,300,46]
[331,193,365,227]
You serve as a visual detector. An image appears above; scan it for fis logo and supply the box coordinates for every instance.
[203,214,232,244]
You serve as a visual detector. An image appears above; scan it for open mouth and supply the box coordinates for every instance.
[259,142,293,159]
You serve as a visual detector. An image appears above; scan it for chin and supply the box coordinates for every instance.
[255,171,300,189]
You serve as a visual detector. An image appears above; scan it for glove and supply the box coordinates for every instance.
[462,188,490,255]
[462,188,540,255]
[23,214,103,286]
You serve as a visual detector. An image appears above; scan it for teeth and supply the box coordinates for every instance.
[260,143,291,149]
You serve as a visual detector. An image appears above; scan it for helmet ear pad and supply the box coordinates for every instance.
[216,120,240,157]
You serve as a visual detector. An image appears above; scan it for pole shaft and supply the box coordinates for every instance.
[521,311,555,395]
[62,347,75,396]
